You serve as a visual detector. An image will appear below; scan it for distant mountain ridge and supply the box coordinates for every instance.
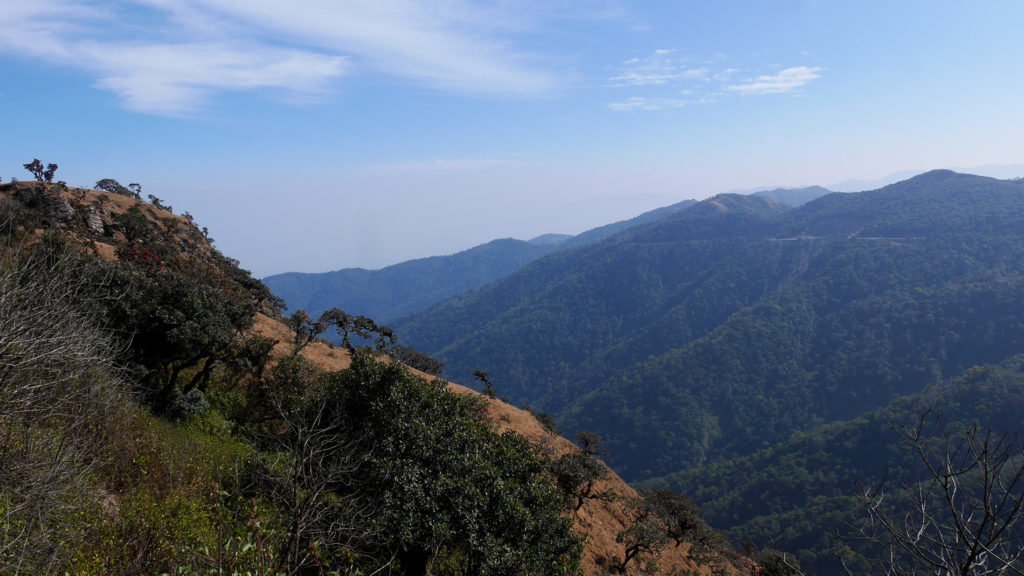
[263,237,561,324]
[751,185,831,206]
[263,198,697,324]
[391,170,1024,483]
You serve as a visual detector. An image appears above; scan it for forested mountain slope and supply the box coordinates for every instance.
[393,170,1024,481]
[393,193,788,407]
[648,355,1024,575]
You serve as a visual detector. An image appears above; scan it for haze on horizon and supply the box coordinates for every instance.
[1,1,1022,277]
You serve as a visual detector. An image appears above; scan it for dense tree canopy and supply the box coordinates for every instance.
[394,172,1024,481]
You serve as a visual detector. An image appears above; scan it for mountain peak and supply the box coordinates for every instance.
[688,193,790,219]
[888,169,999,189]
[705,193,782,212]
[751,185,832,206]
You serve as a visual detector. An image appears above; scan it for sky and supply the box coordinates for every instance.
[2,1,1024,277]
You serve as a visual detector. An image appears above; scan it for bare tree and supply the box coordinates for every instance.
[841,412,1024,576]
[254,358,377,574]
[0,243,129,575]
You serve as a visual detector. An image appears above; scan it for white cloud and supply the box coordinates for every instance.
[608,96,687,112]
[604,47,823,111]
[190,0,558,95]
[0,0,560,115]
[726,66,822,95]
[83,41,348,114]
[608,49,708,87]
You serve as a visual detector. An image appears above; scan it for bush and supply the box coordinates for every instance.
[0,243,130,573]
[262,352,584,575]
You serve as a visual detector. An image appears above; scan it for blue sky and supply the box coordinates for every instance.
[2,1,1023,276]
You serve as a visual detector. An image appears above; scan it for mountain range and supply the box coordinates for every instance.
[263,198,697,324]
[392,170,1024,481]
[260,169,1024,573]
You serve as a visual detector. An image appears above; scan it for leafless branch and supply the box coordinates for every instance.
[840,411,1024,576]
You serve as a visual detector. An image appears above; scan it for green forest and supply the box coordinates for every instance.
[648,356,1024,574]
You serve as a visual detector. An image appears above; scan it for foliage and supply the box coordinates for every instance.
[388,345,444,375]
[641,490,712,551]
[746,548,805,576]
[284,309,326,356]
[325,351,583,576]
[114,204,154,242]
[0,176,583,576]
[551,431,614,511]
[70,412,263,576]
[615,495,669,573]
[94,178,141,199]
[534,411,561,435]
[0,244,128,574]
[656,357,1024,575]
[148,193,171,212]
[474,369,496,398]
[614,489,728,574]
[23,158,57,182]
[248,355,370,574]
[99,256,256,404]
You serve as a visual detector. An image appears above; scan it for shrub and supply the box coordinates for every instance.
[0,243,130,574]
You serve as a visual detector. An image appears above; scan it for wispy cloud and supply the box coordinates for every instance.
[608,49,708,87]
[726,66,823,95]
[85,42,347,115]
[607,96,688,112]
[0,0,560,115]
[191,0,558,96]
[606,49,823,111]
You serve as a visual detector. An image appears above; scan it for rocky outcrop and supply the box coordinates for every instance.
[13,183,75,229]
[82,205,106,235]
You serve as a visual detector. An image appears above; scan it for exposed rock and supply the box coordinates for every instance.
[44,195,73,229]
[13,184,74,229]
[82,205,106,235]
